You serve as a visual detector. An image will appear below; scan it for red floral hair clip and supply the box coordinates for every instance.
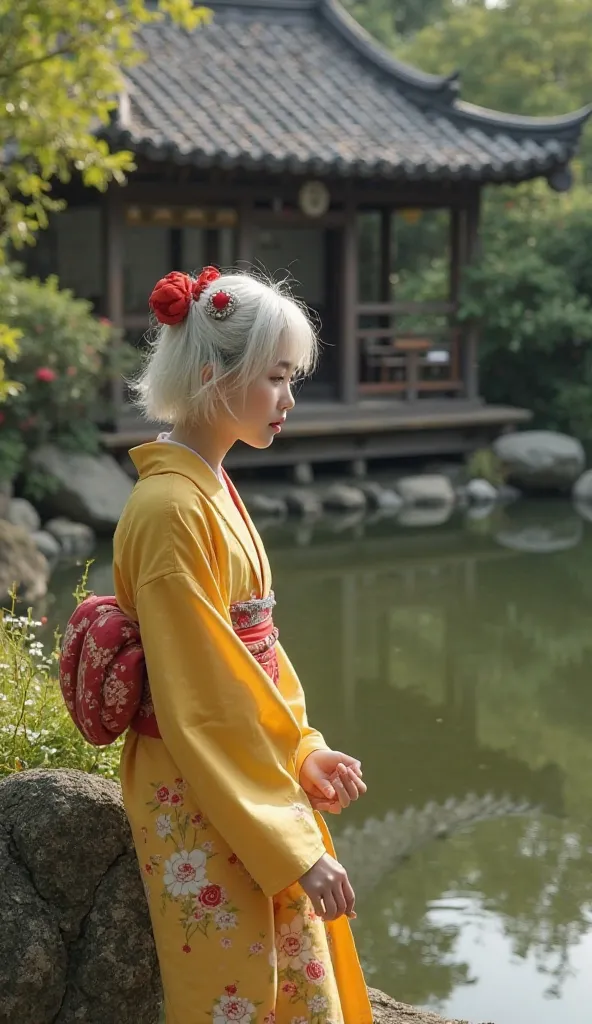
[149,266,222,325]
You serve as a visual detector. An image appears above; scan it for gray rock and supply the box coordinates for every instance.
[243,493,287,518]
[30,445,134,533]
[497,484,522,504]
[293,462,314,486]
[466,478,498,504]
[358,482,403,513]
[0,769,161,1024]
[45,518,95,558]
[493,430,585,493]
[7,497,41,533]
[323,483,367,512]
[284,488,323,518]
[573,469,592,503]
[395,474,456,507]
[31,530,61,564]
[0,520,49,603]
[0,478,13,519]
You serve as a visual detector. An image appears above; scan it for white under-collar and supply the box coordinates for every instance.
[156,431,228,489]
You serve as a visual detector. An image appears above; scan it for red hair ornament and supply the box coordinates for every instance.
[148,266,223,325]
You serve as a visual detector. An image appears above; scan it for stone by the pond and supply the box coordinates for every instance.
[395,474,455,507]
[0,479,12,520]
[45,517,95,558]
[572,469,592,503]
[323,483,367,512]
[30,445,134,533]
[466,478,498,504]
[285,487,323,518]
[243,493,287,517]
[368,985,492,1024]
[0,519,49,603]
[493,430,585,493]
[0,769,162,1024]
[31,529,61,564]
[7,497,40,533]
[497,484,521,504]
[358,482,403,512]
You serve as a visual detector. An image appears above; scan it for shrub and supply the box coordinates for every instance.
[0,266,125,497]
[0,572,122,780]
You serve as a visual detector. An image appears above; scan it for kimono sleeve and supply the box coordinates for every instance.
[135,570,326,897]
[275,641,330,779]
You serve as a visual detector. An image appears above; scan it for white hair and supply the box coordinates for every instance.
[132,271,318,424]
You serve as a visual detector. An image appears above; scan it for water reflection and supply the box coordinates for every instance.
[46,502,592,1022]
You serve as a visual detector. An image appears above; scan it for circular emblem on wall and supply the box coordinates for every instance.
[298,180,331,218]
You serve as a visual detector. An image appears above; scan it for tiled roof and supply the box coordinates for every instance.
[110,0,591,184]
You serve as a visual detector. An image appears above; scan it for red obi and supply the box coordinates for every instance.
[59,592,279,747]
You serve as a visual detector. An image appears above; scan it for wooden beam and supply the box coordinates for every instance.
[103,188,125,420]
[340,195,358,404]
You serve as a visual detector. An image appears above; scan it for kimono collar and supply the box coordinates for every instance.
[129,441,271,596]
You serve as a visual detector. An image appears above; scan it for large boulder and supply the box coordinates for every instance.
[323,483,367,512]
[0,769,161,1024]
[30,446,134,533]
[369,988,492,1024]
[0,519,49,603]
[493,431,585,493]
[7,497,40,533]
[395,475,456,507]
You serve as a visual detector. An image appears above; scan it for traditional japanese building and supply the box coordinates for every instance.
[25,0,591,468]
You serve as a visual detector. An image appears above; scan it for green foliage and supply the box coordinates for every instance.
[0,267,128,490]
[0,0,211,256]
[0,571,122,779]
[465,447,507,487]
[341,0,446,43]
[458,182,592,445]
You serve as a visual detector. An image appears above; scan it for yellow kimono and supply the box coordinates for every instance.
[112,442,371,1024]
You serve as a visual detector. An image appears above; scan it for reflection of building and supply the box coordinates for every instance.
[23,0,589,465]
[272,529,564,828]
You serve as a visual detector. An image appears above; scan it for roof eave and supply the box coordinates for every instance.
[452,99,592,141]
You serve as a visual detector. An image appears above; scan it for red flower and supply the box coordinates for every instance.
[35,367,56,382]
[149,271,195,326]
[155,785,170,804]
[144,864,153,875]
[198,884,225,909]
[182,944,191,954]
[170,792,183,806]
[225,985,237,996]
[191,812,204,827]
[281,982,297,996]
[305,960,326,984]
[40,616,47,626]
[228,853,238,865]
[194,265,221,298]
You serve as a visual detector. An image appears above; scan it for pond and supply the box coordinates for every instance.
[46,499,592,1024]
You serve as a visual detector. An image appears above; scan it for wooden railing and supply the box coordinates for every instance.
[356,302,463,400]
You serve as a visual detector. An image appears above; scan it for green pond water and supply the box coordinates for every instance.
[46,499,592,1024]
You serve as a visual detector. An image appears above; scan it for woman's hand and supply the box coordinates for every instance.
[299,749,367,815]
[299,853,356,921]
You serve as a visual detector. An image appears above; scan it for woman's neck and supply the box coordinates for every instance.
[168,421,234,481]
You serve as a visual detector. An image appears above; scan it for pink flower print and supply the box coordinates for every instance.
[304,960,326,985]
[183,944,191,953]
[249,942,264,955]
[156,785,170,804]
[264,1014,276,1024]
[281,982,298,997]
[197,884,227,910]
[220,937,233,949]
[170,792,183,807]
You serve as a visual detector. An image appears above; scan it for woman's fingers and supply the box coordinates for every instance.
[321,889,339,922]
[342,875,356,918]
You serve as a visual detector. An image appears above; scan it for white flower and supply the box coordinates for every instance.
[215,910,239,930]
[155,814,173,839]
[202,841,215,853]
[220,937,233,949]
[163,849,207,898]
[276,916,313,970]
[249,942,264,955]
[213,994,256,1024]
[308,995,328,1014]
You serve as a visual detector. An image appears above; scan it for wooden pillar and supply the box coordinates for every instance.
[340,195,358,405]
[103,187,125,423]
[237,200,254,269]
[463,191,482,402]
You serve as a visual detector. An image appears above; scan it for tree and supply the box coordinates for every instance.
[398,0,592,122]
[341,0,447,45]
[0,1,210,257]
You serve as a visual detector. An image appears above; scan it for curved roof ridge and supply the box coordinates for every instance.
[452,99,592,137]
[319,0,459,102]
